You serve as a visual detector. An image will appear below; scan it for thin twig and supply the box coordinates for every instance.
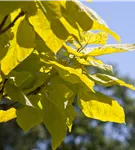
[0,11,25,35]
[68,43,88,65]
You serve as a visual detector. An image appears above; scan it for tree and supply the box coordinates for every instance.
[0,1,135,149]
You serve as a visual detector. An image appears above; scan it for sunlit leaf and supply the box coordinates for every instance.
[91,21,120,42]
[76,57,113,73]
[89,73,135,90]
[63,43,83,57]
[78,89,125,123]
[28,7,68,54]
[81,31,108,45]
[1,9,35,75]
[0,108,16,123]
[84,44,135,56]
[49,61,95,92]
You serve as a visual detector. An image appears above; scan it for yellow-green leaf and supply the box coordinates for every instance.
[65,103,76,132]
[28,7,68,54]
[5,80,33,106]
[0,30,13,60]
[81,31,108,45]
[0,108,16,123]
[43,75,75,132]
[91,21,120,42]
[59,17,81,43]
[42,97,67,150]
[79,3,120,41]
[78,90,125,123]
[1,10,35,75]
[63,44,83,57]
[89,73,135,90]
[40,1,66,19]
[16,106,43,132]
[63,1,93,31]
[49,61,95,92]
[76,57,113,73]
[85,44,135,56]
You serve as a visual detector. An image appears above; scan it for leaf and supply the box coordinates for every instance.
[59,17,81,43]
[1,10,35,75]
[81,31,108,45]
[0,2,37,16]
[40,1,66,18]
[0,108,16,123]
[42,97,67,150]
[0,2,21,15]
[9,71,33,88]
[15,53,40,75]
[23,72,48,94]
[81,3,108,27]
[28,7,68,54]
[5,80,33,106]
[63,43,83,57]
[91,21,120,42]
[89,73,135,90]
[85,44,135,56]
[49,61,95,92]
[65,102,76,132]
[27,95,43,109]
[44,75,75,132]
[64,1,93,31]
[76,57,113,73]
[0,30,13,60]
[16,106,43,132]
[76,1,120,41]
[78,89,125,123]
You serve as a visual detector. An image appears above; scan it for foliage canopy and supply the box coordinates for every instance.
[0,1,135,149]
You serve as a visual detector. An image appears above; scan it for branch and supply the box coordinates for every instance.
[0,11,25,35]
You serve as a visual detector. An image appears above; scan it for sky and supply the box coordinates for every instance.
[83,1,135,79]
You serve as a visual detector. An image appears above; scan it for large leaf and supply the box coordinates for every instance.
[0,30,13,60]
[1,10,35,75]
[16,106,43,132]
[84,44,135,56]
[78,89,125,123]
[40,1,81,42]
[39,1,66,19]
[42,97,67,150]
[0,108,16,122]
[44,76,75,132]
[28,7,68,54]
[76,57,113,73]
[0,2,21,15]
[89,73,135,90]
[5,80,33,106]
[23,72,48,94]
[49,61,95,92]
[64,1,93,31]
[81,31,108,45]
[75,1,120,41]
[15,53,40,75]
[8,71,33,89]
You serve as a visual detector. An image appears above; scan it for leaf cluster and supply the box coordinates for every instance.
[0,1,135,149]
